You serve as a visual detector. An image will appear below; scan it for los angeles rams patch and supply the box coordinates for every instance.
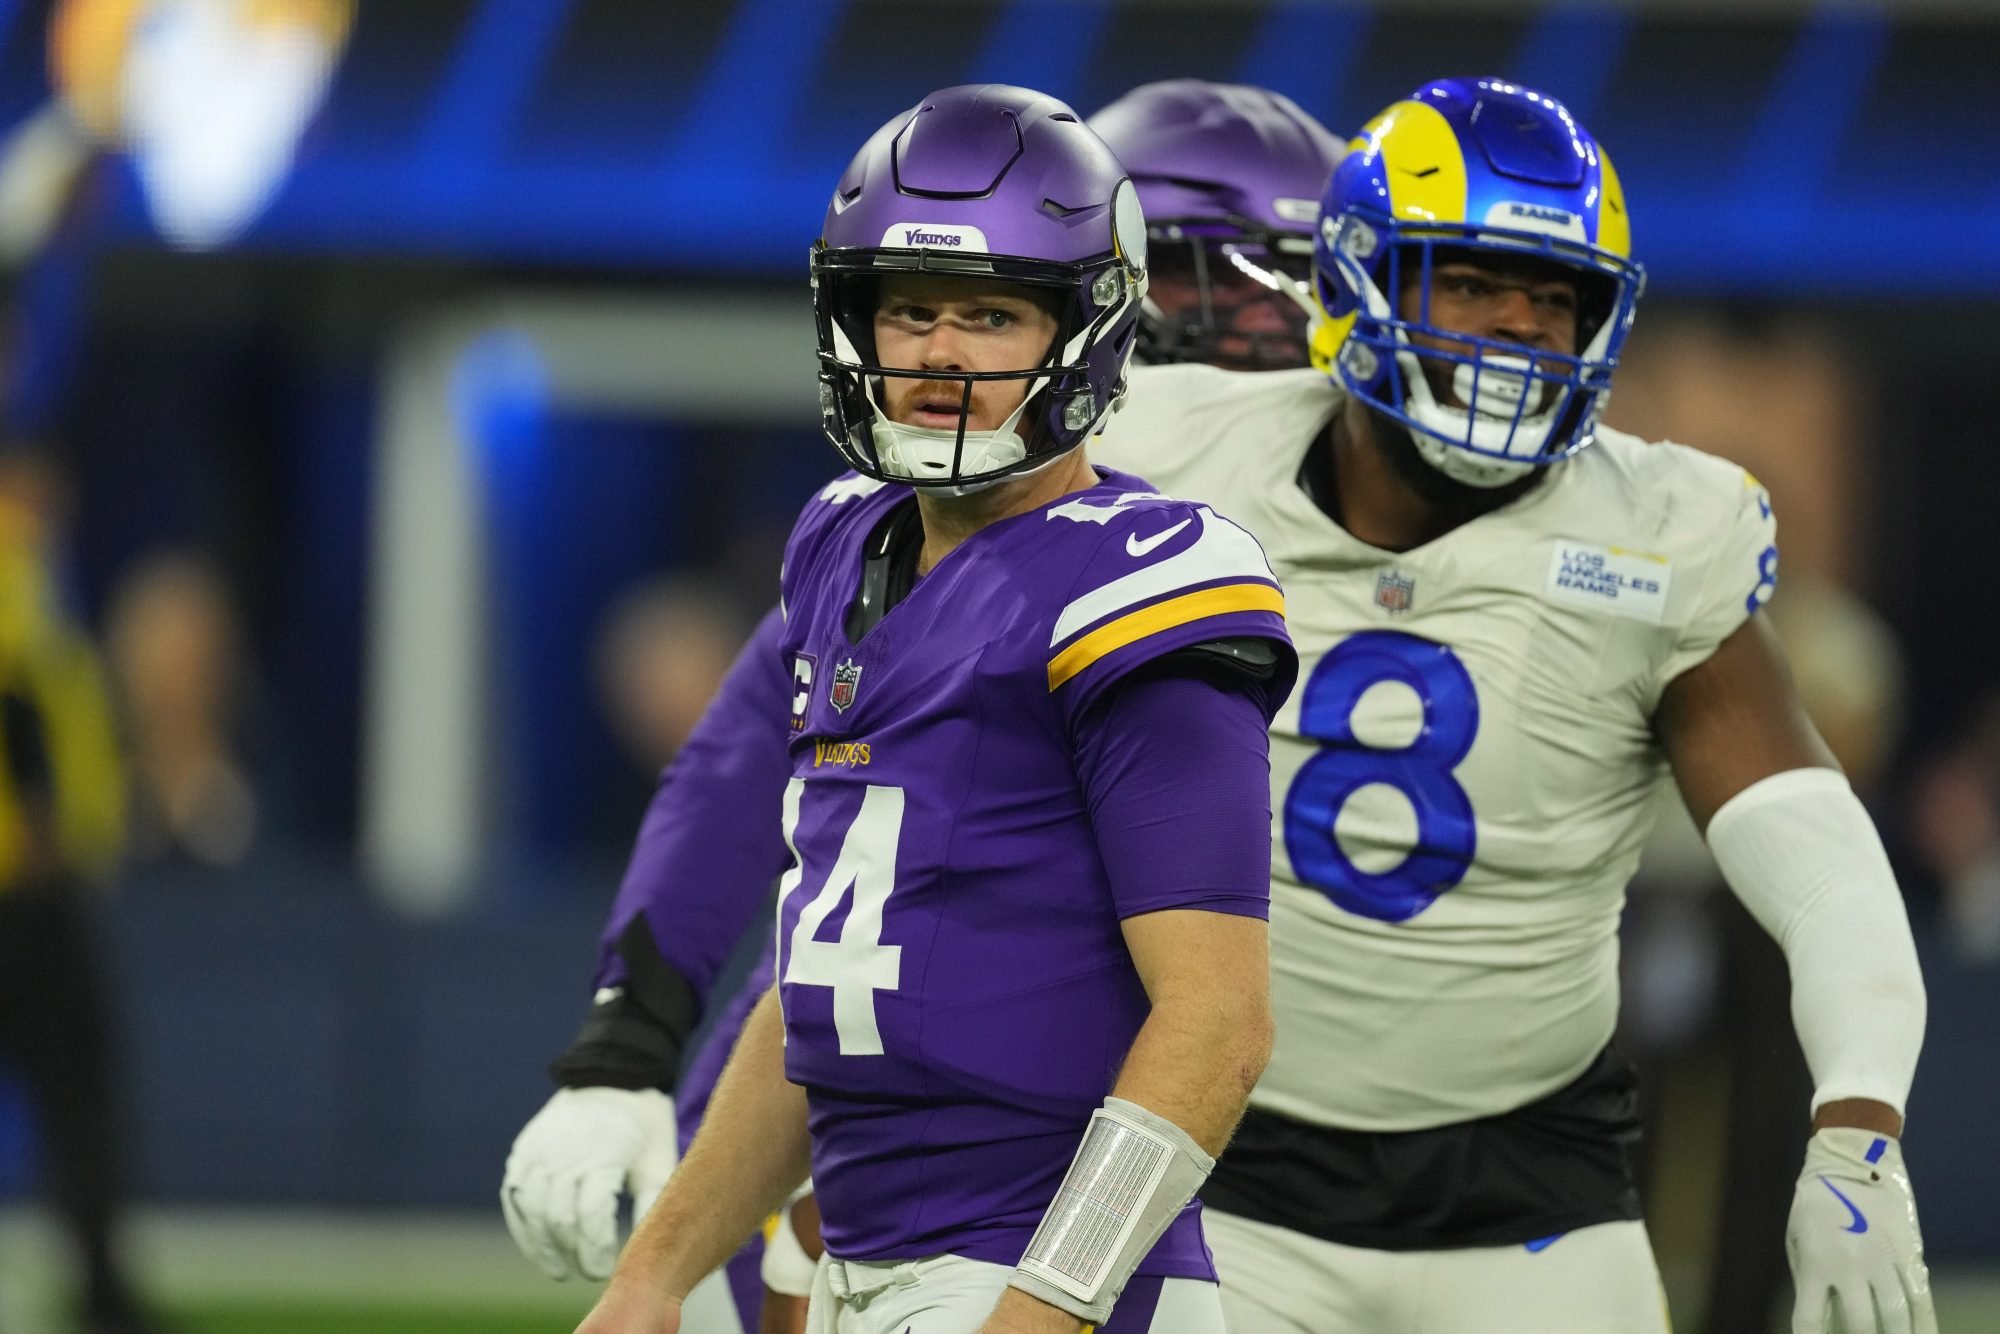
[1544,541,1672,624]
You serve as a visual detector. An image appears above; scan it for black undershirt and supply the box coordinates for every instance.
[1297,421,1343,526]
[845,496,925,642]
[1203,1046,1645,1250]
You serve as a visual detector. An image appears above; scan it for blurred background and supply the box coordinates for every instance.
[0,0,1995,1331]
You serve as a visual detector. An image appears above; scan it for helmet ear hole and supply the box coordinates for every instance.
[1574,269,1620,350]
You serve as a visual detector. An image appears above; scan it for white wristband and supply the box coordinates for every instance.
[1010,1097,1214,1324]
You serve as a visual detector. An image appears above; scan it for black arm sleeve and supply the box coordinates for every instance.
[547,917,701,1091]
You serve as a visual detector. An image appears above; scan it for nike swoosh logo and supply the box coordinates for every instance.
[1821,1177,1869,1234]
[1126,518,1192,558]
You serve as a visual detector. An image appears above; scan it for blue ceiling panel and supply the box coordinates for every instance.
[1,0,1994,294]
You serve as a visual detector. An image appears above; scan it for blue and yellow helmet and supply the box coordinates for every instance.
[1312,77,1645,487]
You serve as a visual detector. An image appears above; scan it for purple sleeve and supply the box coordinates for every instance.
[594,604,794,1002]
[1074,667,1274,922]
[674,940,777,1150]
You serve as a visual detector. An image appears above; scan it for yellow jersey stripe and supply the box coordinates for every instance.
[1047,582,1284,691]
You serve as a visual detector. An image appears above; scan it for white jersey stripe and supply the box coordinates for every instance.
[1049,507,1277,647]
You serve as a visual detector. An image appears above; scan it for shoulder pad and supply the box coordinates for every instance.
[817,473,892,506]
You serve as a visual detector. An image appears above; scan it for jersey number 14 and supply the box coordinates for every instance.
[1283,631,1480,924]
[777,779,904,1055]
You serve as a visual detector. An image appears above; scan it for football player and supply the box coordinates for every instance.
[501,78,1341,1332]
[1087,77,1933,1334]
[1088,79,1341,372]
[574,84,1296,1334]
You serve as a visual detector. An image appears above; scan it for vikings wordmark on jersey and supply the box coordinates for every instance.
[1093,364,1778,1133]
[772,467,1292,1272]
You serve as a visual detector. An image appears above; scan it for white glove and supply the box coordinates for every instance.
[502,1086,679,1281]
[1788,1128,1937,1334]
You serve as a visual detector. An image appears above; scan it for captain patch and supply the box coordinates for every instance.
[1544,541,1672,624]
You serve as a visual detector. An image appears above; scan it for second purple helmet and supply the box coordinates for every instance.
[813,84,1147,491]
[1088,80,1346,370]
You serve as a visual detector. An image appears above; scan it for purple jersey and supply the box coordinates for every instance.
[593,606,794,1001]
[675,945,776,1154]
[774,468,1292,1275]
[674,944,776,1327]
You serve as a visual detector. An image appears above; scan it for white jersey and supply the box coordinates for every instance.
[1092,365,1778,1131]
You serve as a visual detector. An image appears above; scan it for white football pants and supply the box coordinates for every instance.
[803,1252,1224,1333]
[1206,1209,1672,1334]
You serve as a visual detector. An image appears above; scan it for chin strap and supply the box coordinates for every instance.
[1334,237,1618,490]
[1397,348,1550,490]
[867,390,1038,488]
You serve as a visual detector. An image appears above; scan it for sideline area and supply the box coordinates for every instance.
[3,1206,1997,1333]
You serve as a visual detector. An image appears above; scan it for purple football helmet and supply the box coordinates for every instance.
[1088,80,1345,370]
[813,84,1147,491]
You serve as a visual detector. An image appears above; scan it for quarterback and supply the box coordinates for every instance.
[576,84,1295,1334]
[501,77,1340,1331]
[1088,78,1932,1334]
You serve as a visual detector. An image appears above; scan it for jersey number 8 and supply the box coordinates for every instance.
[1283,631,1480,923]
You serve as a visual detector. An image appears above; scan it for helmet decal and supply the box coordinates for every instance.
[878,222,990,250]
[1111,178,1147,272]
[1374,100,1469,227]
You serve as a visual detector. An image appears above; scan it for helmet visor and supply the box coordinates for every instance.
[1142,218,1316,370]
[813,245,1137,486]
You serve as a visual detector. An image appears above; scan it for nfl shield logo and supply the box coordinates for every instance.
[830,659,863,713]
[1374,570,1415,614]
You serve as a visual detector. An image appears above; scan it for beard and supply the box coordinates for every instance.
[1364,399,1546,519]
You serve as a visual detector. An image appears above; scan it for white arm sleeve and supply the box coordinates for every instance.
[1705,767,1926,1116]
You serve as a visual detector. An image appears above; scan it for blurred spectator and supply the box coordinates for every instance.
[1766,578,1905,792]
[1911,695,2000,961]
[0,444,158,1334]
[103,550,257,870]
[595,575,749,776]
[588,576,750,851]
[1609,311,1866,590]
[50,0,355,251]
